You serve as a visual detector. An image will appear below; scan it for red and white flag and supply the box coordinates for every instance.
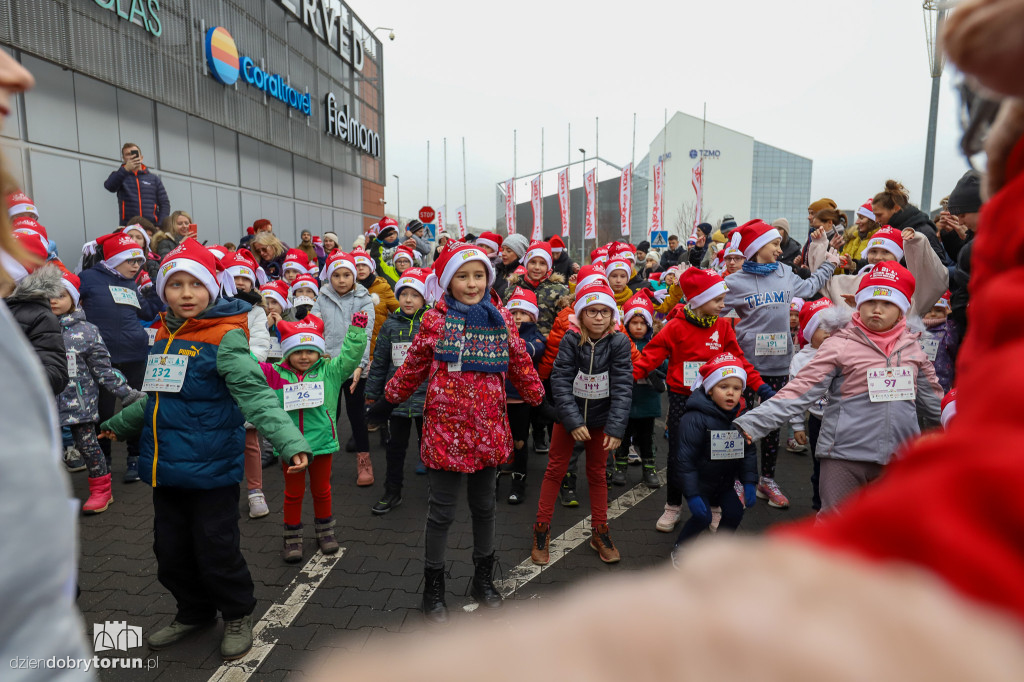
[619,162,632,237]
[505,179,516,235]
[584,169,597,240]
[531,175,543,240]
[456,205,467,238]
[650,160,664,236]
[437,205,445,234]
[557,168,570,237]
[690,159,703,244]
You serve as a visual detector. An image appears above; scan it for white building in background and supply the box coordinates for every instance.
[634,111,813,245]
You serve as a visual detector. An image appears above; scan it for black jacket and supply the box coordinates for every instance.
[660,245,686,270]
[551,251,576,280]
[550,328,632,438]
[673,388,757,498]
[492,258,520,301]
[779,235,802,267]
[5,266,68,395]
[103,165,170,227]
[887,205,953,267]
[950,238,972,333]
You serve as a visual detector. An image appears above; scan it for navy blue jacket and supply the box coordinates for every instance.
[506,321,545,401]
[103,165,170,226]
[79,263,164,364]
[673,388,757,499]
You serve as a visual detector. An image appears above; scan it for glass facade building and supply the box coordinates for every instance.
[751,141,813,242]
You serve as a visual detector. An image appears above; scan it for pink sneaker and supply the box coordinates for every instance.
[756,476,790,509]
[656,504,682,532]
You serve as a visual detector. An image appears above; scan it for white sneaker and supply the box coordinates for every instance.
[786,437,807,453]
[248,489,269,518]
[656,504,682,532]
[627,445,641,465]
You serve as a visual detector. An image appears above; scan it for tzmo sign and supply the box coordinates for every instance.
[275,0,365,72]
[324,93,380,157]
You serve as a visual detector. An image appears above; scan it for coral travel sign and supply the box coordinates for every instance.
[205,27,312,117]
[274,0,365,72]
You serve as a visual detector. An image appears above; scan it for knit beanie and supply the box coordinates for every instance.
[719,215,738,234]
[947,170,982,215]
[323,231,339,246]
[809,198,837,213]
[503,233,529,259]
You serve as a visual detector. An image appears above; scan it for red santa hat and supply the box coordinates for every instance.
[283,248,311,274]
[0,230,49,283]
[207,245,229,262]
[575,264,608,291]
[476,231,503,254]
[854,260,916,315]
[426,242,495,301]
[800,296,834,341]
[321,250,357,282]
[860,225,904,261]
[649,272,663,282]
[121,223,151,251]
[99,232,146,269]
[857,199,876,221]
[523,240,553,271]
[279,314,326,358]
[549,235,566,252]
[623,289,655,328]
[137,270,153,292]
[351,246,376,273]
[736,219,782,260]
[377,216,399,238]
[260,280,292,310]
[935,290,952,311]
[312,235,323,246]
[12,216,49,251]
[590,245,609,266]
[7,191,38,219]
[392,246,416,267]
[605,255,633,278]
[693,352,748,392]
[506,286,539,321]
[289,274,321,297]
[367,223,380,238]
[395,266,431,300]
[573,282,620,324]
[609,242,637,263]
[155,238,236,303]
[223,249,267,287]
[940,388,957,428]
[679,267,728,309]
[60,272,81,307]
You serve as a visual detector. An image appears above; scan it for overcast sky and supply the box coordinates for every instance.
[368,0,968,232]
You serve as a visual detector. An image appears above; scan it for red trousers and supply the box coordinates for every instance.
[536,423,609,526]
[282,454,332,526]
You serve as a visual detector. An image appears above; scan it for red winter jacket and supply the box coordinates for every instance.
[385,293,544,473]
[633,307,766,395]
[780,134,1024,626]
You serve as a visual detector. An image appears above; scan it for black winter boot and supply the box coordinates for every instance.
[422,568,448,624]
[470,554,503,609]
[642,459,661,488]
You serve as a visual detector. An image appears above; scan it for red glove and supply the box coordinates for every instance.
[351,312,368,329]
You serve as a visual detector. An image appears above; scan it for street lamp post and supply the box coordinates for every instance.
[578,148,586,264]
[921,2,947,213]
[392,174,401,227]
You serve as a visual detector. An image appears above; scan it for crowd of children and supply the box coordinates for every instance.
[0,186,960,656]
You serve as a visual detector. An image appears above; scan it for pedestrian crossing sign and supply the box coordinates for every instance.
[651,231,668,248]
[425,223,436,240]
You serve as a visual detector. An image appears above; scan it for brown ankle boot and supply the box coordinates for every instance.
[589,523,620,563]
[531,522,550,565]
[356,452,374,486]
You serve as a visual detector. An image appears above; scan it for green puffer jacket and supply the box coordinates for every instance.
[502,272,569,336]
[258,324,367,457]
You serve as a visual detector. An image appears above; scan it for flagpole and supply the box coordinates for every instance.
[541,127,545,238]
[426,140,430,206]
[443,137,448,229]
[595,116,599,246]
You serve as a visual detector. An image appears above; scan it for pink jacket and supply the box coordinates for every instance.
[385,293,544,473]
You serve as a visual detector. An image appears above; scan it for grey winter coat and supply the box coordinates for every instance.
[310,282,376,370]
[365,308,428,417]
[550,327,632,439]
[57,309,140,425]
[5,265,68,395]
[409,232,431,258]
[724,260,835,375]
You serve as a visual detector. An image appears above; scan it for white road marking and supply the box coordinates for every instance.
[494,469,666,598]
[207,549,343,681]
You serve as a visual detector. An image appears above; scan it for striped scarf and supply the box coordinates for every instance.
[435,294,509,373]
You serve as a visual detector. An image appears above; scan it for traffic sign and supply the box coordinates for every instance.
[424,223,436,240]
[651,231,668,248]
[418,206,436,223]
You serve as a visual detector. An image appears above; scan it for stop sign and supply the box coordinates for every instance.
[418,206,436,223]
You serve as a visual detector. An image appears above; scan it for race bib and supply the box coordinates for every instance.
[109,286,140,308]
[283,382,325,410]
[66,351,78,379]
[920,336,939,362]
[391,342,411,367]
[145,327,158,346]
[710,430,744,460]
[683,361,702,387]
[573,371,610,399]
[267,338,283,359]
[866,367,916,403]
[755,332,788,356]
[142,354,188,392]
[292,295,316,308]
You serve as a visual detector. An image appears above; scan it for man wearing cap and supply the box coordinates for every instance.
[404,220,432,259]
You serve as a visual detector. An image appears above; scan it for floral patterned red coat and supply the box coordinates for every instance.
[385,293,544,473]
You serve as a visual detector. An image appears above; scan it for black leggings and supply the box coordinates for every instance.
[808,414,822,510]
[97,360,145,461]
[340,377,369,452]
[742,375,789,479]
[666,392,689,506]
[615,417,655,466]
[507,403,532,476]
[384,414,423,493]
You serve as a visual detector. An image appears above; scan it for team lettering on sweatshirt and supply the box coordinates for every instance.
[743,290,792,309]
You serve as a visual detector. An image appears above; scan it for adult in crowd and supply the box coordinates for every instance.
[323,231,340,256]
[548,235,577,279]
[404,220,432,260]
[250,232,288,280]
[432,230,451,261]
[700,216,737,267]
[659,234,686,270]
[493,233,528,300]
[635,240,650,267]
[103,142,170,227]
[239,218,273,251]
[841,201,880,273]
[296,229,320,265]
[772,218,803,269]
[943,170,982,341]
[152,209,192,259]
[871,180,953,267]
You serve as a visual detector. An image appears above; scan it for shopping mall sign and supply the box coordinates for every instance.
[205,27,312,117]
[324,93,381,157]
[91,0,162,38]
[274,0,365,72]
